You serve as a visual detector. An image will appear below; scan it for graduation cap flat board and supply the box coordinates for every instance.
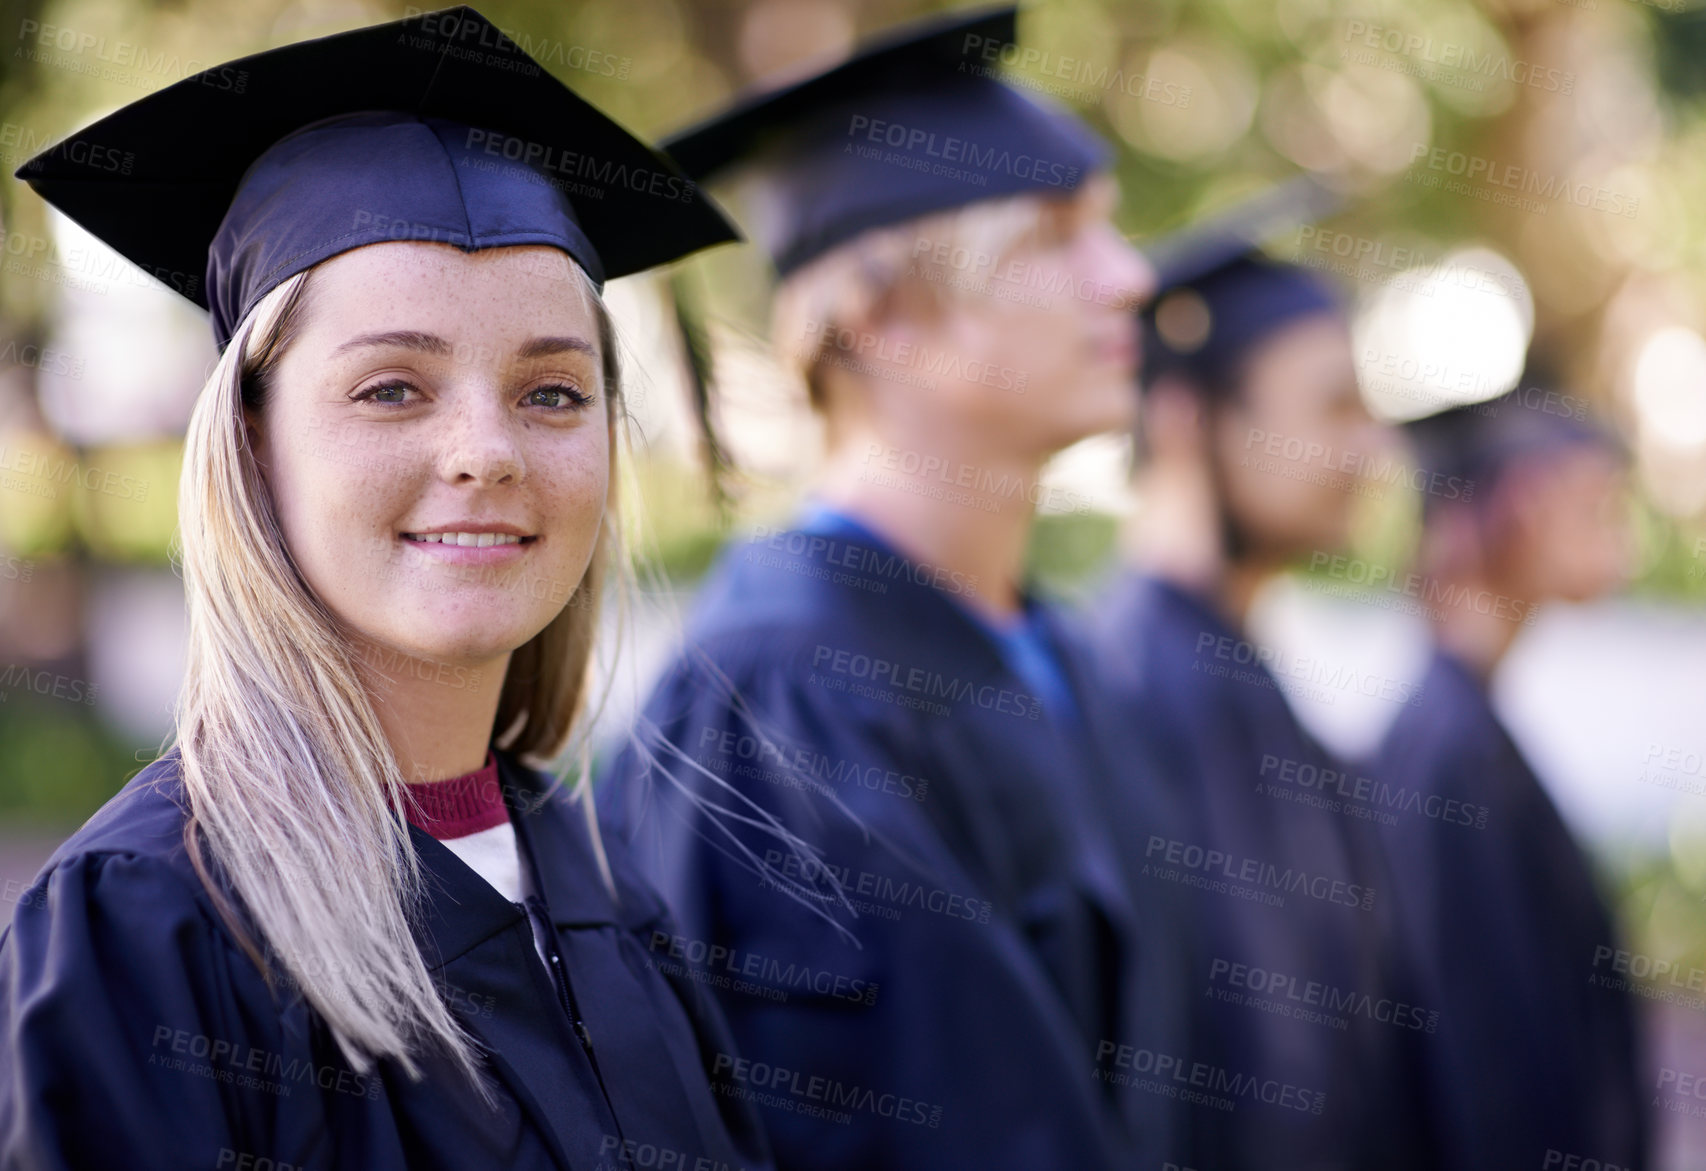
[661,3,1111,276]
[14,5,737,349]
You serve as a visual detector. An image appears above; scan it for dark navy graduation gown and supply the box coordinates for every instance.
[1371,648,1646,1170]
[1082,573,1432,1171]
[597,514,1191,1171]
[0,747,770,1171]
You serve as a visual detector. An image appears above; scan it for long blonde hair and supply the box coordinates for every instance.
[171,258,622,1096]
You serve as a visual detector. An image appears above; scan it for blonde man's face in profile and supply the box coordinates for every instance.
[878,175,1156,463]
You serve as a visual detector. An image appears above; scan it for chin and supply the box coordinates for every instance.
[1051,393,1137,448]
[368,605,541,666]
[433,620,543,662]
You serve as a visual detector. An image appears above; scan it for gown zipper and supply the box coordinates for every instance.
[521,895,599,1063]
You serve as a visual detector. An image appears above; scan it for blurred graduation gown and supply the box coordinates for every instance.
[1083,573,1433,1171]
[599,509,1194,1170]
[1371,648,1647,1169]
[0,748,770,1171]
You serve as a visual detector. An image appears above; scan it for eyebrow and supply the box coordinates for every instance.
[331,331,597,360]
[333,330,450,357]
[516,335,597,360]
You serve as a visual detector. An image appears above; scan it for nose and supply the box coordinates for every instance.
[439,385,525,487]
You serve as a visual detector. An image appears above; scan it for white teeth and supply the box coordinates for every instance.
[404,532,524,546]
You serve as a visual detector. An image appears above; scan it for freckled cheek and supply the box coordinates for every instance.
[532,443,610,541]
[287,441,426,571]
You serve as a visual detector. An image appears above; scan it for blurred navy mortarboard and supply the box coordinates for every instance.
[13,5,737,351]
[660,4,1111,277]
[1401,374,1623,518]
[1142,177,1347,398]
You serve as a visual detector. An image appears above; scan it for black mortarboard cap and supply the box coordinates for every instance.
[660,4,1111,277]
[1142,177,1346,396]
[14,6,738,350]
[1402,373,1621,515]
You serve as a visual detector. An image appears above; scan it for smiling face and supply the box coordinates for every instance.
[247,242,610,672]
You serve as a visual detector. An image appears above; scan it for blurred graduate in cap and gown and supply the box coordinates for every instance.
[598,6,1195,1169]
[0,8,773,1170]
[1371,387,1647,1169]
[1079,190,1436,1169]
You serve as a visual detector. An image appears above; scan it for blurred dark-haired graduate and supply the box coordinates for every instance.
[1077,193,1438,1169]
[1367,383,1648,1170]
[597,6,1197,1169]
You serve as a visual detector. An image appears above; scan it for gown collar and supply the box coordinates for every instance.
[793,497,1044,643]
[406,750,663,972]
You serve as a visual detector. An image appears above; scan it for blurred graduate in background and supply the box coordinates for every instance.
[598,6,1195,1168]
[1371,385,1647,1169]
[1080,196,1434,1168]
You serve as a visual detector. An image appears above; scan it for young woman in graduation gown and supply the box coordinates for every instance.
[0,8,769,1171]
[598,8,1198,1170]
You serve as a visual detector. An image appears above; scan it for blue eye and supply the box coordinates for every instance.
[527,384,595,410]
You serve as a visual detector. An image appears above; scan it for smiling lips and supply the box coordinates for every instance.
[403,531,529,547]
[399,527,537,564]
